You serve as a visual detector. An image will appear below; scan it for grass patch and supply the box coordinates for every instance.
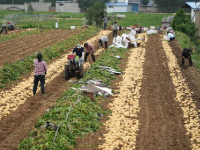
[108,12,173,27]
[176,31,200,70]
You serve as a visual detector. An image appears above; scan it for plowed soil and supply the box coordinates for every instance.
[74,33,200,150]
[0,30,81,66]
[0,31,118,150]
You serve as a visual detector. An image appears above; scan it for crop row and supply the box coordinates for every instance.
[162,39,200,149]
[0,29,42,43]
[0,29,97,88]
[18,47,128,149]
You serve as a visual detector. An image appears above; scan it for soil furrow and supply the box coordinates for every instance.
[136,33,191,150]
[0,30,79,66]
[162,39,200,149]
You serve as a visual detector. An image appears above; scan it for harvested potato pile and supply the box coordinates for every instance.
[162,39,200,149]
[0,30,111,120]
[99,36,147,149]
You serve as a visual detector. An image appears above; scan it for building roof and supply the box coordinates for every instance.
[106,3,128,6]
[181,2,200,10]
[56,1,70,3]
[129,2,140,5]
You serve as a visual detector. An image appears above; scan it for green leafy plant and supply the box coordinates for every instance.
[171,8,197,40]
[85,2,106,28]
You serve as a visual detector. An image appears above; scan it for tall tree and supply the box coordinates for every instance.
[86,1,106,28]
[141,0,149,6]
[153,0,194,12]
[77,0,109,12]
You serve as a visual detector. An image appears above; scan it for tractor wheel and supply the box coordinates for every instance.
[79,64,84,78]
[64,65,70,80]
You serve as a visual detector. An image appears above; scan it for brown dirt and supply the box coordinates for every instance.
[74,47,132,150]
[169,40,200,123]
[0,31,116,150]
[0,30,81,66]
[135,34,191,150]
[73,34,200,150]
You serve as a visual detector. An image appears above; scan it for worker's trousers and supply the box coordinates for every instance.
[182,57,193,66]
[84,52,95,62]
[0,29,7,34]
[33,75,45,95]
[104,23,107,30]
[100,41,108,49]
[113,29,117,38]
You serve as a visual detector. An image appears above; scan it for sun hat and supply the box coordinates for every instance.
[77,44,81,49]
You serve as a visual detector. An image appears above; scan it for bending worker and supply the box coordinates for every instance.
[167,31,175,41]
[72,44,84,69]
[84,43,95,62]
[0,24,7,34]
[182,48,193,68]
[98,36,108,49]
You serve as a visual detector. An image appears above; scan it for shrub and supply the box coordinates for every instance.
[171,8,197,40]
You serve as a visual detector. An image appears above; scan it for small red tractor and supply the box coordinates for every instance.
[64,55,84,80]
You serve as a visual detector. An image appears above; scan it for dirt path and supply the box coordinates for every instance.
[136,34,191,150]
[0,30,118,150]
[0,30,80,66]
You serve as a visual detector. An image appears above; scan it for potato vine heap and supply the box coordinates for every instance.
[99,37,147,149]
[162,39,200,149]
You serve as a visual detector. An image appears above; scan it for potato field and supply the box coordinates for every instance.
[0,15,200,150]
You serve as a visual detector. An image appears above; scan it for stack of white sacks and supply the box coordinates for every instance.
[110,25,161,49]
[110,29,142,49]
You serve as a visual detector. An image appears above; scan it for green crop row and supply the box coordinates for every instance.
[0,29,43,43]
[18,47,129,150]
[0,29,97,89]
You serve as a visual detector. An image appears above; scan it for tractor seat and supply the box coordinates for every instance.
[68,55,75,59]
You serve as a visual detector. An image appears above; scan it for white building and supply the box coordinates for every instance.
[106,0,157,13]
[181,2,200,22]
[56,1,80,13]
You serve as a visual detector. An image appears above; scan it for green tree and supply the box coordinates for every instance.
[171,8,197,39]
[85,1,106,28]
[153,0,194,12]
[78,0,109,12]
[141,0,149,6]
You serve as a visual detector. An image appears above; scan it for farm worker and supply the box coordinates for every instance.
[167,31,175,41]
[137,27,143,34]
[72,44,84,69]
[182,48,193,67]
[33,54,47,95]
[0,24,7,34]
[84,43,95,62]
[103,15,108,30]
[170,29,175,35]
[55,20,58,29]
[98,36,108,49]
[113,21,118,38]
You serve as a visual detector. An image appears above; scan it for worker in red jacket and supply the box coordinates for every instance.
[84,43,95,62]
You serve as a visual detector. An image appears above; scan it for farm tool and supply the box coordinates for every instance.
[64,55,84,80]
[182,55,192,68]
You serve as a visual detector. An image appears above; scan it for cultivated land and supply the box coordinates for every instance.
[0,10,200,150]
